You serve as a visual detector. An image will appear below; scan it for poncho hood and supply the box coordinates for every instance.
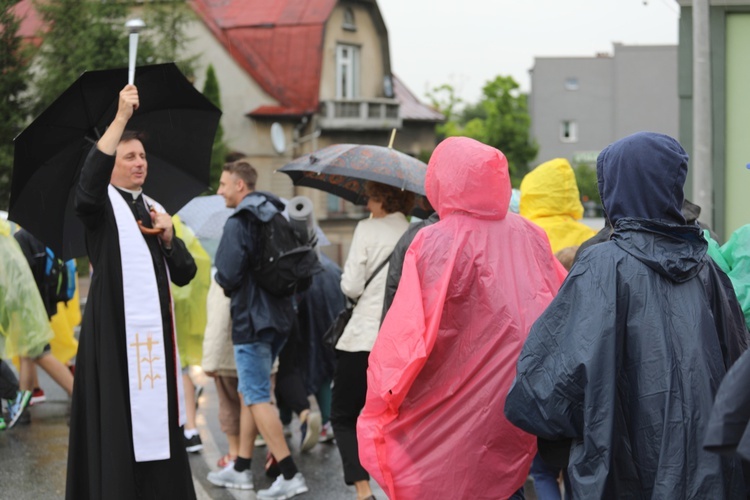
[519,158,595,253]
[597,131,688,225]
[613,218,707,283]
[426,137,510,220]
[520,158,584,221]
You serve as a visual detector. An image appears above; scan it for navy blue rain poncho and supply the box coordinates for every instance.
[504,132,749,499]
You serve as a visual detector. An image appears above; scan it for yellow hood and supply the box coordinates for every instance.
[520,158,595,252]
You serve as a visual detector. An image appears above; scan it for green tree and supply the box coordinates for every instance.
[0,0,32,210]
[428,76,538,186]
[201,64,227,192]
[426,83,463,139]
[32,0,196,116]
[465,76,538,185]
[573,162,601,206]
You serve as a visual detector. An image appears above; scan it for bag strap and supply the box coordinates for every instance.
[350,251,393,306]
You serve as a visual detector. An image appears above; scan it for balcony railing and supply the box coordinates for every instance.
[318,98,401,130]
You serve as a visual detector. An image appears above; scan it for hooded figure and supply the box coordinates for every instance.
[505,132,749,499]
[357,137,567,499]
[519,158,596,253]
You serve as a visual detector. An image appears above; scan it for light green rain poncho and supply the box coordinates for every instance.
[171,215,211,367]
[0,219,53,358]
[705,226,750,330]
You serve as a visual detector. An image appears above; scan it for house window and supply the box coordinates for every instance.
[560,121,578,143]
[565,77,579,90]
[336,44,360,99]
[343,7,356,31]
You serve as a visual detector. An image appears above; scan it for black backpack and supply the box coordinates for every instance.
[250,212,321,297]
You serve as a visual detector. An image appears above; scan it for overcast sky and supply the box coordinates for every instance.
[377,0,680,104]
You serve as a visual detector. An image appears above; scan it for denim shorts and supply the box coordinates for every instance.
[234,330,288,405]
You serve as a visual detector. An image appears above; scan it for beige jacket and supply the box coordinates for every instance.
[337,212,410,352]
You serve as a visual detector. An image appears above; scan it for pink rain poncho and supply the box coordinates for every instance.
[357,137,567,499]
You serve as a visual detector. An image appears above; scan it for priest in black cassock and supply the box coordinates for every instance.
[66,84,198,499]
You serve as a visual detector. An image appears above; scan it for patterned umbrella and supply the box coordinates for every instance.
[277,144,431,216]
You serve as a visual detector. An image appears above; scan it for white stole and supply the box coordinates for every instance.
[108,185,186,462]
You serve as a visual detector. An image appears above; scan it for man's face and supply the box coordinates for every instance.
[110,139,147,190]
[218,171,243,208]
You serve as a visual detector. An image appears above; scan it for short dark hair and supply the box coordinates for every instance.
[224,150,248,163]
[119,129,148,144]
[365,181,415,215]
[223,160,257,190]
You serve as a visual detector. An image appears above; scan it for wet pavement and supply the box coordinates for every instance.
[0,365,387,499]
[1,276,540,499]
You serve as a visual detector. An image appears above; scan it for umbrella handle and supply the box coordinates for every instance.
[138,221,164,236]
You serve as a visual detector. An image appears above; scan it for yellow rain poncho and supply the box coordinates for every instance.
[520,158,596,253]
[171,215,211,367]
[0,219,54,358]
[49,282,82,365]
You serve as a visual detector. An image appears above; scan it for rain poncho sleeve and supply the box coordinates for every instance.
[0,220,54,358]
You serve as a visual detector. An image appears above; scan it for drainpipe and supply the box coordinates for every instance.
[692,0,713,225]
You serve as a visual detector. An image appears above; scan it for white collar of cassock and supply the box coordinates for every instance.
[113,185,143,200]
[107,185,185,462]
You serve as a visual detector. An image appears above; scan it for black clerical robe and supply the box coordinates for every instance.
[66,146,197,500]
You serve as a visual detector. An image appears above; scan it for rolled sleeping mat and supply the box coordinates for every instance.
[287,196,316,244]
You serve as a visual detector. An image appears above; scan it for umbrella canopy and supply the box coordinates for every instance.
[176,195,233,262]
[277,143,431,217]
[9,63,222,259]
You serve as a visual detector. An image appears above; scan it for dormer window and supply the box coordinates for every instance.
[343,7,356,31]
[336,44,360,99]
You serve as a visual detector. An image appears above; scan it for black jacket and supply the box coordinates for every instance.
[215,191,295,344]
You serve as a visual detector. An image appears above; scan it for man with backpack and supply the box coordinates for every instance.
[211,160,314,498]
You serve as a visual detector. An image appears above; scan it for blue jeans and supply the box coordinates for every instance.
[234,330,287,405]
[531,453,562,500]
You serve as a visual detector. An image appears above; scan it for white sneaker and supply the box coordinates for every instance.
[207,463,254,490]
[257,472,308,499]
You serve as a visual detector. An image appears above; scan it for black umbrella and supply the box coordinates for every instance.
[9,63,221,259]
[277,143,432,217]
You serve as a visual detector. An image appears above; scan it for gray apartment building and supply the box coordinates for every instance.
[529,43,678,167]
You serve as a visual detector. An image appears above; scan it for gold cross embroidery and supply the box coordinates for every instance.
[129,332,162,390]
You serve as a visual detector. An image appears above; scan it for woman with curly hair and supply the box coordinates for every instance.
[332,181,414,500]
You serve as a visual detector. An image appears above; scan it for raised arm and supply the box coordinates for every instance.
[75,85,139,229]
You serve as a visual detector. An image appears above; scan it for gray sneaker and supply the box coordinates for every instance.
[257,472,308,499]
[299,411,321,453]
[207,463,253,490]
[6,390,31,429]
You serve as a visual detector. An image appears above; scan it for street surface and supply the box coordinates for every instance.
[0,275,546,499]
[0,365,388,499]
